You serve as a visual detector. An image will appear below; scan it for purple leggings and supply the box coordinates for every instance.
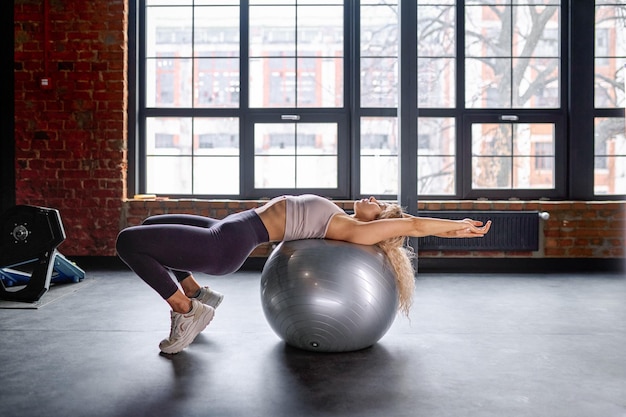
[116,210,269,299]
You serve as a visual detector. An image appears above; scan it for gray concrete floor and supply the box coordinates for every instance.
[1,267,625,417]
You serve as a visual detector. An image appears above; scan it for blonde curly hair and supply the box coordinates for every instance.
[375,203,416,317]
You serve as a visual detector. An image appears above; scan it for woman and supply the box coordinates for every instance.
[116,194,491,354]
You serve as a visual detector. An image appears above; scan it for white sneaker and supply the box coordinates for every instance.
[194,286,224,309]
[159,299,214,354]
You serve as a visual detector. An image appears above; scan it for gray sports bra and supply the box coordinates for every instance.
[283,194,345,241]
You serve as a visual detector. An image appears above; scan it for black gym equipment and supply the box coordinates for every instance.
[0,205,85,303]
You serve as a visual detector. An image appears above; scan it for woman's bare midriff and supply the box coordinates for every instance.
[254,196,287,242]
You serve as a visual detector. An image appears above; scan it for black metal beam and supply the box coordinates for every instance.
[568,0,595,199]
[398,0,418,215]
[1,0,15,212]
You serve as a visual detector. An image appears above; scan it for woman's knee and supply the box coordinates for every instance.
[115,228,134,257]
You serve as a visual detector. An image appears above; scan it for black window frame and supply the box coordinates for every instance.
[126,0,625,202]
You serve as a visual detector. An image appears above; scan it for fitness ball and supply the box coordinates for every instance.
[260,239,398,352]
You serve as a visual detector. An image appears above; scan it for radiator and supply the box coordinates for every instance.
[416,211,544,251]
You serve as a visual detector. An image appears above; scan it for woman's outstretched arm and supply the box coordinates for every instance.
[326,214,491,245]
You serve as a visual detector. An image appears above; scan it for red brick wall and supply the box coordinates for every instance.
[13,1,625,261]
[14,0,127,255]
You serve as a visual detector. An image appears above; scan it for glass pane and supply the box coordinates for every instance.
[595,6,626,109]
[595,156,626,195]
[249,3,343,109]
[194,117,239,155]
[360,117,398,195]
[146,57,193,108]
[418,118,456,154]
[146,118,193,155]
[194,6,240,58]
[513,57,560,108]
[295,123,338,155]
[145,117,241,195]
[255,123,295,153]
[418,58,455,108]
[361,155,398,195]
[466,58,512,108]
[249,57,296,108]
[194,58,240,108]
[297,6,343,53]
[361,4,399,57]
[361,117,397,156]
[472,157,512,188]
[146,6,192,58]
[418,117,456,195]
[512,124,555,188]
[595,58,626,108]
[595,117,626,195]
[417,3,456,109]
[513,123,554,154]
[417,5,456,57]
[472,122,556,189]
[466,4,561,109]
[146,156,192,194]
[361,2,397,109]
[361,57,398,107]
[465,5,511,58]
[249,5,296,57]
[472,123,511,188]
[296,156,337,188]
[194,157,239,194]
[255,156,295,188]
[254,123,338,189]
[596,6,626,56]
[418,156,455,195]
[297,57,343,108]
[513,156,554,188]
[472,123,512,156]
[513,6,559,58]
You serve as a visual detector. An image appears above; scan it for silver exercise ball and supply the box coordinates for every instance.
[260,239,398,353]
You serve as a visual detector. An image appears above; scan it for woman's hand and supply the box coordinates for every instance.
[436,219,492,238]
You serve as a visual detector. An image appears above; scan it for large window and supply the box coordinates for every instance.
[417,0,564,199]
[133,1,625,201]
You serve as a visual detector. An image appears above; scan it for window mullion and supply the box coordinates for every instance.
[398,0,418,213]
[568,0,595,199]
